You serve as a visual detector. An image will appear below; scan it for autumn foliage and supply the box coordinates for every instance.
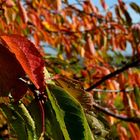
[0,0,140,139]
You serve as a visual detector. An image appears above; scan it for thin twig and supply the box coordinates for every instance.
[19,79,46,136]
[92,88,133,93]
[29,89,46,136]
[93,102,140,123]
[86,59,139,92]
[37,99,45,135]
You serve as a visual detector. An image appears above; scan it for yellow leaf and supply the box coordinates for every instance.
[55,76,94,109]
[42,21,57,31]
[55,76,83,100]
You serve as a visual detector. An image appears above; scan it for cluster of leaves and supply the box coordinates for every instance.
[0,0,140,139]
[0,34,100,139]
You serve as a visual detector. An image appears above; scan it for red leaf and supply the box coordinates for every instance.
[0,43,27,98]
[0,34,45,92]
[118,0,122,4]
[128,123,140,140]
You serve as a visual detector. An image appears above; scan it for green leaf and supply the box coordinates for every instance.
[45,101,65,140]
[0,104,28,140]
[123,10,132,26]
[27,99,43,139]
[130,2,140,14]
[114,93,124,111]
[47,84,94,140]
[13,102,37,140]
[46,86,71,140]
[134,87,140,109]
[85,113,108,140]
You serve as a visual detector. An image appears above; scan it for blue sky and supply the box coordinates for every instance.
[68,0,140,23]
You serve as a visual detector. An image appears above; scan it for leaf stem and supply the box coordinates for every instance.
[26,82,46,137]
[38,99,45,136]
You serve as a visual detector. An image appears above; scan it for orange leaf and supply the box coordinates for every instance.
[110,22,126,32]
[17,0,28,23]
[56,0,62,11]
[117,124,129,140]
[128,123,140,140]
[89,0,98,14]
[100,0,108,10]
[87,34,96,55]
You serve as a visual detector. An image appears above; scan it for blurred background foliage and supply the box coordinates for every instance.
[0,0,140,139]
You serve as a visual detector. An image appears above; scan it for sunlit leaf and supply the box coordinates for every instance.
[42,21,58,32]
[100,0,108,10]
[56,0,62,11]
[55,75,83,100]
[3,5,17,24]
[128,123,140,140]
[13,102,37,140]
[45,101,64,140]
[47,84,94,140]
[110,22,126,32]
[28,10,42,28]
[46,86,71,140]
[0,34,45,92]
[86,34,96,56]
[17,0,28,23]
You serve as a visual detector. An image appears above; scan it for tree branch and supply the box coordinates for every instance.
[86,59,140,92]
[92,102,140,123]
[92,88,133,93]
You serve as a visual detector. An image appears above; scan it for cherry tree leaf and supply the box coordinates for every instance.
[130,2,140,14]
[0,34,45,92]
[0,42,27,99]
[5,0,15,7]
[56,0,62,11]
[100,0,108,10]
[17,0,28,23]
[86,34,96,56]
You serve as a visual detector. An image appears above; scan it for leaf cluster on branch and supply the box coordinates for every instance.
[0,0,140,139]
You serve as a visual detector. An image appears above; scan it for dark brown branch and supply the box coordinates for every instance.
[86,59,140,92]
[92,102,140,123]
